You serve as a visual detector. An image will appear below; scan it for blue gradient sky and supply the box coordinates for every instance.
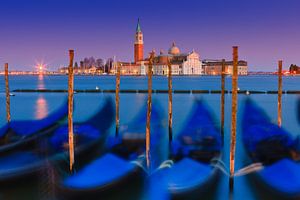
[0,0,299,71]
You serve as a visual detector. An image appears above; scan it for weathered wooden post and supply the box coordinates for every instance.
[4,63,11,123]
[167,57,173,142]
[146,51,155,169]
[68,49,75,172]
[278,60,282,127]
[221,59,225,140]
[116,62,121,134]
[230,46,238,190]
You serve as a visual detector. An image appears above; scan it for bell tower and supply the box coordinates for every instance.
[134,18,144,63]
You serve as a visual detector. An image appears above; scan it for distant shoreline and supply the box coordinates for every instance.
[0,72,295,76]
[0,74,297,77]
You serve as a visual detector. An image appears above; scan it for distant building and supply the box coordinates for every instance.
[115,19,144,75]
[140,43,202,75]
[117,19,203,75]
[202,59,248,75]
[134,19,144,63]
[289,64,300,75]
[59,66,102,75]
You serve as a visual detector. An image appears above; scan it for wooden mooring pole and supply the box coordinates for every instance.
[116,62,121,134]
[168,58,173,142]
[146,51,155,169]
[230,46,238,191]
[5,63,11,123]
[221,59,225,140]
[278,60,282,127]
[68,49,75,172]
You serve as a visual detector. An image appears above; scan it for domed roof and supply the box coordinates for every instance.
[168,42,180,55]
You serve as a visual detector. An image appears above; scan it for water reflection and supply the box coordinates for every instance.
[37,74,45,90]
[35,95,48,119]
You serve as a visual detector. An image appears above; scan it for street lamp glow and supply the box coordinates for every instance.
[35,60,48,74]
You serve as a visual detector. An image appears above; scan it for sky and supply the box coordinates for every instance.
[0,0,299,71]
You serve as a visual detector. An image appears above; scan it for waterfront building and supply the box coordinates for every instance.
[139,44,202,75]
[59,66,102,75]
[118,19,203,76]
[289,64,300,75]
[111,62,141,75]
[202,59,248,75]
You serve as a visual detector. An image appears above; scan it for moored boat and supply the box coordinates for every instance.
[150,99,222,199]
[58,101,165,199]
[0,98,68,153]
[0,98,114,183]
[242,98,300,199]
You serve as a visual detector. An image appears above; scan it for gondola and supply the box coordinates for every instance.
[0,98,114,183]
[0,98,68,153]
[150,99,222,199]
[242,98,300,199]
[59,101,164,199]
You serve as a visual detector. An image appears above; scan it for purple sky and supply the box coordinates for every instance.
[0,0,299,71]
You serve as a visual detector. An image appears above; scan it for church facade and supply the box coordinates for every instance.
[114,19,203,75]
[139,43,203,75]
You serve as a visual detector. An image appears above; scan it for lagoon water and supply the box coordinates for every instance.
[0,75,299,200]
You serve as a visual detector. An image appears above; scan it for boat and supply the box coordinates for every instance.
[59,101,165,199]
[149,99,222,199]
[0,98,68,153]
[242,98,300,198]
[0,98,114,183]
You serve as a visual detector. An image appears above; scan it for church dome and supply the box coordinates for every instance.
[168,42,180,55]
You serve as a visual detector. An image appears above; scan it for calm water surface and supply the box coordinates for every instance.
[0,75,299,200]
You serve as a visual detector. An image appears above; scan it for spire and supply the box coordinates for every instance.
[136,18,142,33]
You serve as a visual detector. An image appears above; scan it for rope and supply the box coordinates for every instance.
[130,155,263,178]
[211,158,230,176]
[150,160,174,174]
[211,158,264,177]
[130,160,148,173]
[234,163,264,177]
[130,155,174,175]
[157,160,174,170]
[130,154,148,173]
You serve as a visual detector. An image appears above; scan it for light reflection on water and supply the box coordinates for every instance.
[35,75,48,119]
[37,74,45,90]
[35,95,48,119]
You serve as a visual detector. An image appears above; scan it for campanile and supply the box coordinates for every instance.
[134,18,144,63]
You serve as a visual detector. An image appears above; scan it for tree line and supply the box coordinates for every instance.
[74,57,114,73]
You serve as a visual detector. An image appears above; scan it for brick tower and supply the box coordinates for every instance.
[134,18,144,63]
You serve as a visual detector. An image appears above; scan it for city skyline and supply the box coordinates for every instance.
[0,0,299,71]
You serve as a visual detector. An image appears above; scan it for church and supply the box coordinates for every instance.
[113,19,203,75]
